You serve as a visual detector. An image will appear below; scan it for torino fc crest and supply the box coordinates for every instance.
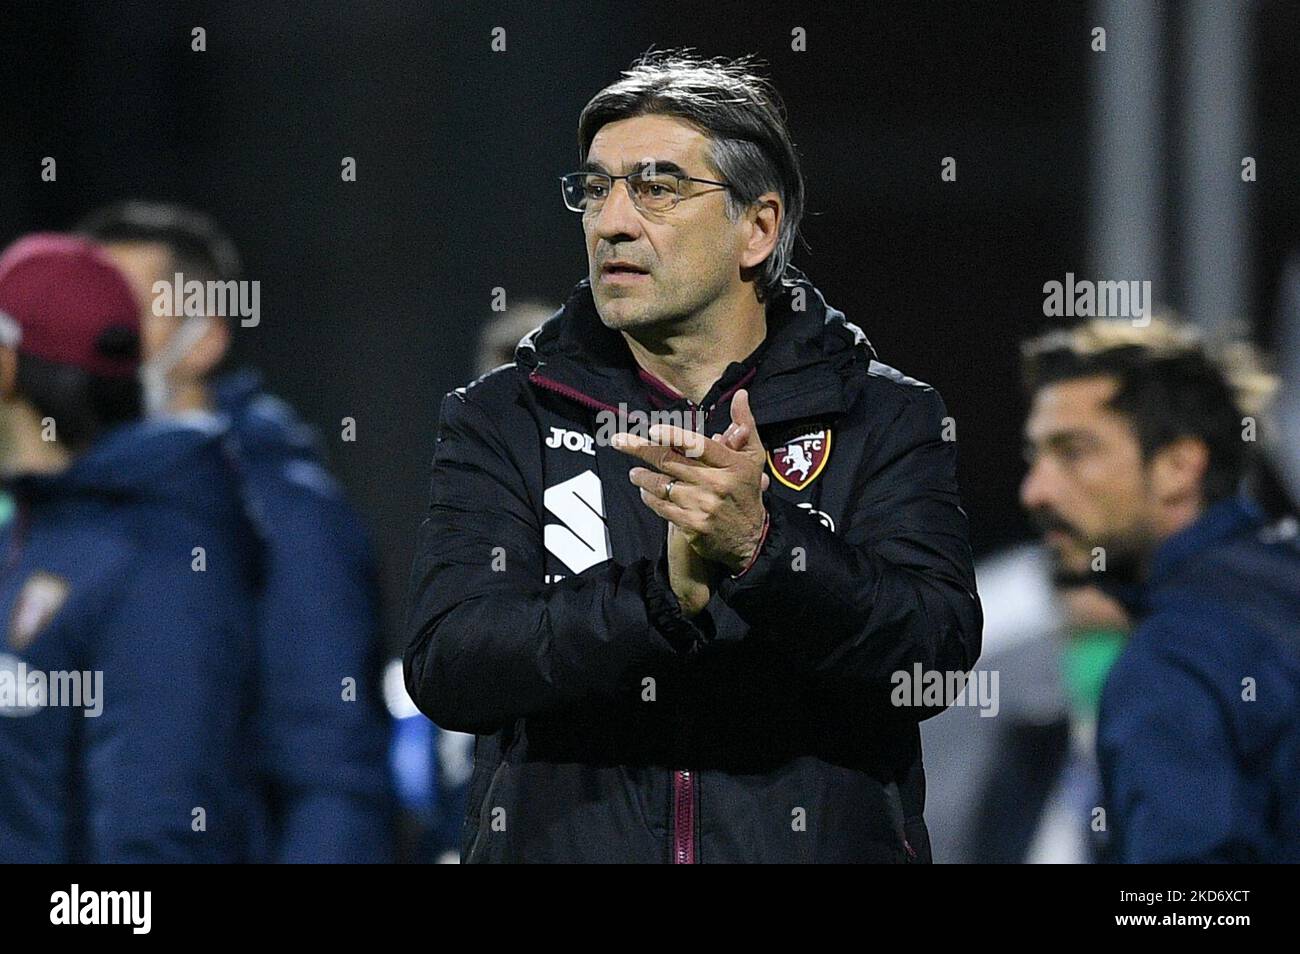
[767,427,831,491]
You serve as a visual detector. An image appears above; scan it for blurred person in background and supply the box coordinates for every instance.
[922,546,1128,863]
[1020,317,1299,863]
[79,202,394,863]
[475,300,557,374]
[0,234,256,861]
[970,581,1128,864]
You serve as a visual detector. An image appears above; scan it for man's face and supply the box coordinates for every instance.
[98,240,180,363]
[1020,376,1159,583]
[582,114,745,332]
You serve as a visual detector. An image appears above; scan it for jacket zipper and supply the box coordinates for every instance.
[533,364,733,866]
[639,366,758,425]
[532,365,760,426]
[672,769,696,864]
[527,370,620,414]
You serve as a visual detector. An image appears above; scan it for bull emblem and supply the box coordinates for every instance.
[767,428,832,491]
[780,444,814,483]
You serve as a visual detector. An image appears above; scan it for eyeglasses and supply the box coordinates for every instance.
[559,170,731,215]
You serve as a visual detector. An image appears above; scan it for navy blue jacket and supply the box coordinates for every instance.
[215,370,393,863]
[0,418,258,862]
[1098,497,1300,863]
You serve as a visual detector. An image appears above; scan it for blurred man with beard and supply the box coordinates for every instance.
[1020,317,1300,862]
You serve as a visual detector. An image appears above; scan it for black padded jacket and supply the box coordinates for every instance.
[405,268,982,863]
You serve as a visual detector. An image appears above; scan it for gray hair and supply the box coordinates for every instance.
[578,50,806,302]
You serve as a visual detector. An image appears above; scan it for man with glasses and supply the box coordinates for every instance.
[406,51,982,863]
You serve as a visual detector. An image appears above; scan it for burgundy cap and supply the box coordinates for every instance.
[0,233,140,378]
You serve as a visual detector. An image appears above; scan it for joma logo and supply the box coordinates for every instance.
[545,426,596,456]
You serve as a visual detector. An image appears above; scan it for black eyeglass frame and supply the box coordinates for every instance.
[559,170,732,214]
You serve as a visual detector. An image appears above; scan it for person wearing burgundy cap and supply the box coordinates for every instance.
[77,201,394,863]
[0,233,258,862]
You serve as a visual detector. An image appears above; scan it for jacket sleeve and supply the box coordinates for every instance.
[1097,614,1257,863]
[716,385,982,694]
[83,544,252,863]
[250,473,395,863]
[404,389,707,734]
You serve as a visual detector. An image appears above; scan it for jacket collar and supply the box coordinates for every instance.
[518,267,875,427]
[1147,495,1267,587]
[1097,495,1268,617]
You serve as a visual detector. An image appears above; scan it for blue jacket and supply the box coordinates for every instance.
[214,370,393,863]
[1098,497,1300,863]
[0,417,258,862]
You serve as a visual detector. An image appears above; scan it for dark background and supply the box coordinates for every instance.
[4,0,1297,648]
